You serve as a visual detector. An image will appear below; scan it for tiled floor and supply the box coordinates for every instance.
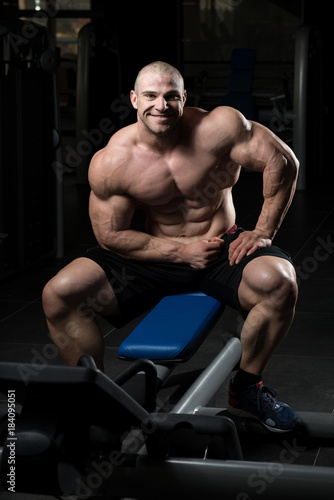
[0,169,334,499]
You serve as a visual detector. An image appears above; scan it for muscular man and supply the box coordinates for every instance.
[43,61,300,432]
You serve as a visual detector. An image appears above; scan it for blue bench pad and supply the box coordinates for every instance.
[118,294,223,361]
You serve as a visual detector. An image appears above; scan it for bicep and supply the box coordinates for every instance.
[89,190,136,244]
[230,120,298,173]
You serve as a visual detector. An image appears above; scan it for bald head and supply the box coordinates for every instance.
[134,61,184,94]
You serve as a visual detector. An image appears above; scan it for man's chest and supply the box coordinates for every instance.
[126,150,222,205]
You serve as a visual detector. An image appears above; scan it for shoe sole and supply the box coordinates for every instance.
[227,403,298,433]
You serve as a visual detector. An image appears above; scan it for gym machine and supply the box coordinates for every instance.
[0,292,334,499]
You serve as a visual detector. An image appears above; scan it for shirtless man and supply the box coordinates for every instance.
[43,61,300,432]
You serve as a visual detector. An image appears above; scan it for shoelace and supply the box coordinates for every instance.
[256,385,278,412]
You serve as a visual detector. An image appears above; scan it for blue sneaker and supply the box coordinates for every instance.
[228,377,300,433]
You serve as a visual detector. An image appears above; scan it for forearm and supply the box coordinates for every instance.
[255,156,298,240]
[94,227,224,269]
[95,227,187,263]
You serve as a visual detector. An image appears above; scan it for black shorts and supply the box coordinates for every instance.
[83,227,293,325]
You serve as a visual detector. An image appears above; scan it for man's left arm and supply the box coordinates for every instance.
[228,118,299,265]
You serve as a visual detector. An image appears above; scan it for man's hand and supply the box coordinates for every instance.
[183,238,225,269]
[228,230,272,266]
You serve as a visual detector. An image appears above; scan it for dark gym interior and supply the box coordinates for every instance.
[0,1,334,499]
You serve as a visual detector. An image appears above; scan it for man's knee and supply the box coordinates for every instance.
[42,259,120,322]
[267,264,298,309]
[239,256,298,311]
[42,273,75,321]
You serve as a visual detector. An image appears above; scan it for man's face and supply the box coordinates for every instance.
[130,71,187,136]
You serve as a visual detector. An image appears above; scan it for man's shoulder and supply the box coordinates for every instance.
[91,125,135,168]
[184,105,242,118]
[183,106,250,148]
[183,105,248,130]
[88,124,136,191]
[106,122,137,152]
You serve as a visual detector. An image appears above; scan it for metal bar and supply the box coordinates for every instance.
[18,10,94,18]
[44,29,64,259]
[103,456,334,499]
[294,25,311,191]
[171,337,242,414]
[76,22,95,184]
[195,407,334,442]
[155,364,176,385]
[298,410,334,439]
[240,409,334,441]
[194,406,226,416]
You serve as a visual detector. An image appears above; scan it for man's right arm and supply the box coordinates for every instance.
[88,150,223,268]
[89,189,223,268]
[89,188,181,261]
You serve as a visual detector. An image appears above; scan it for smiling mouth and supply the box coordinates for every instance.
[150,114,172,119]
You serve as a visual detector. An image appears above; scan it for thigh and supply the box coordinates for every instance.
[48,257,120,316]
[200,244,294,313]
[83,246,199,323]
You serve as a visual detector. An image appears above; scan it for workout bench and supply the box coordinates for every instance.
[0,292,334,499]
[117,291,238,409]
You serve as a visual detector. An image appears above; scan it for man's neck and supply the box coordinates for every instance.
[136,121,182,153]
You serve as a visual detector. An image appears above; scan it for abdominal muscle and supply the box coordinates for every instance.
[145,190,236,244]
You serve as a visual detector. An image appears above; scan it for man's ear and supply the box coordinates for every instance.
[130,90,138,109]
[183,90,187,104]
